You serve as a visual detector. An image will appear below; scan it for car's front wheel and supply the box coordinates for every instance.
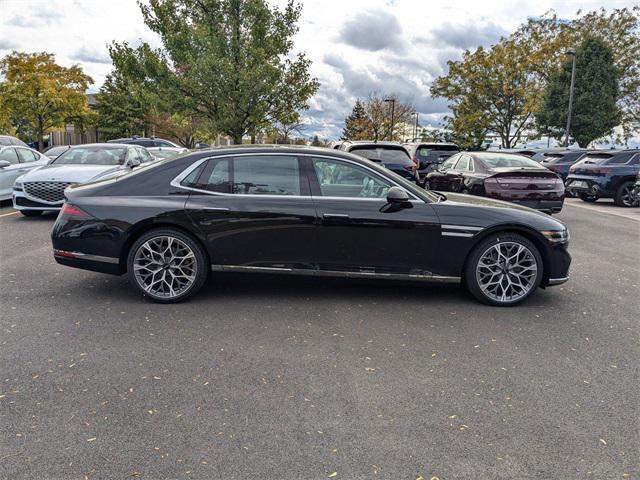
[464,233,543,306]
[127,228,208,303]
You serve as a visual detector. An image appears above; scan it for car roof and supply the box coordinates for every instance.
[404,142,459,147]
[67,143,135,148]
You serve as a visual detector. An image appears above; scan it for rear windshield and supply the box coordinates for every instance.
[53,146,127,165]
[476,153,544,169]
[350,146,412,165]
[581,154,613,165]
[416,145,460,162]
[542,152,585,164]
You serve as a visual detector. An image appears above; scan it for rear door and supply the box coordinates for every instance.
[0,148,24,198]
[307,155,441,275]
[184,154,317,269]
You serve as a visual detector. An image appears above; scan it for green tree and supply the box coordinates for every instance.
[431,40,537,149]
[0,52,93,150]
[341,99,369,140]
[111,0,319,145]
[537,38,620,147]
[310,134,323,146]
[95,70,150,140]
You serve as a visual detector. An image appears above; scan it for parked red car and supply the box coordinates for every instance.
[425,151,565,214]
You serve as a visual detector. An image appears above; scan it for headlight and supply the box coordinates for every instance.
[541,228,569,244]
[13,181,23,191]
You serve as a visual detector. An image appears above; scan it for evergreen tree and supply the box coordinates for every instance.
[536,37,620,147]
[341,99,369,140]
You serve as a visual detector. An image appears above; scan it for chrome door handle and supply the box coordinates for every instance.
[323,213,350,219]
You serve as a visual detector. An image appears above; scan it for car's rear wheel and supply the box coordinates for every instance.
[464,233,543,306]
[127,228,208,303]
[20,210,42,217]
[614,181,636,207]
[577,193,598,203]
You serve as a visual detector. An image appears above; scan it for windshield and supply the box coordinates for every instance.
[53,146,127,165]
[350,147,412,165]
[45,146,68,158]
[477,153,544,169]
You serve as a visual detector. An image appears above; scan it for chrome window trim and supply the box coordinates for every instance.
[170,152,423,202]
[54,250,119,264]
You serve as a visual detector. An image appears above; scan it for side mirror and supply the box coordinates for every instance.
[0,160,11,168]
[128,158,141,169]
[387,186,410,204]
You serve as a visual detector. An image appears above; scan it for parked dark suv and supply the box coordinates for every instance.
[566,150,640,206]
[404,142,460,186]
[339,141,418,182]
[107,137,180,148]
[535,150,588,181]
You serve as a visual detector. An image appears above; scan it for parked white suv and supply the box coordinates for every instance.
[12,143,155,216]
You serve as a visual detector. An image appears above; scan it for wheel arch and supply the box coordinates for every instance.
[118,220,210,273]
[461,224,551,287]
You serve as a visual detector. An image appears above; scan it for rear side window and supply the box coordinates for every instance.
[453,155,471,171]
[605,152,636,164]
[233,155,300,195]
[441,155,458,170]
[349,147,412,165]
[182,158,231,193]
[16,148,39,163]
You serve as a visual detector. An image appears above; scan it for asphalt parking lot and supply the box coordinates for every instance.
[0,200,638,480]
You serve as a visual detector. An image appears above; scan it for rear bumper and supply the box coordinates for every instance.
[565,176,613,197]
[53,249,123,275]
[512,199,564,214]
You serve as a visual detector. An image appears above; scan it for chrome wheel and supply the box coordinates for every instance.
[621,184,634,207]
[475,241,538,303]
[133,235,197,299]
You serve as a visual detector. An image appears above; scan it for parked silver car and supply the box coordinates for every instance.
[146,146,189,160]
[12,143,155,216]
[0,146,49,201]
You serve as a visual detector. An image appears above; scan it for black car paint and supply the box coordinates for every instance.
[566,150,640,199]
[52,146,570,288]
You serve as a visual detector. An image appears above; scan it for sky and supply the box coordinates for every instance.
[0,0,636,139]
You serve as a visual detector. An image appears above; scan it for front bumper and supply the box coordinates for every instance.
[13,191,63,211]
[541,243,571,288]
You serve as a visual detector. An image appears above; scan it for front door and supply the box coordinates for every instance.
[0,148,26,199]
[307,156,441,275]
[184,154,317,269]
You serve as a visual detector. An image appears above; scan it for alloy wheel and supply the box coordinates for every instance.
[133,235,197,299]
[475,241,538,303]
[621,184,634,207]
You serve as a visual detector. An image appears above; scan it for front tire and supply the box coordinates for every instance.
[614,181,636,207]
[464,233,543,306]
[127,228,208,303]
[20,210,42,217]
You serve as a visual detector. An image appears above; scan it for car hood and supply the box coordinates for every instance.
[18,164,123,183]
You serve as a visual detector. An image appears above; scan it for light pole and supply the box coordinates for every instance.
[564,50,577,147]
[413,111,419,141]
[384,98,395,141]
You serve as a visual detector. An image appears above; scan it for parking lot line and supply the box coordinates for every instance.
[0,211,19,218]
[563,200,640,222]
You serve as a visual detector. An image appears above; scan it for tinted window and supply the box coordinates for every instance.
[53,146,127,165]
[349,147,412,165]
[477,153,544,169]
[154,140,173,147]
[201,158,231,193]
[233,156,301,195]
[416,145,459,163]
[16,148,38,163]
[0,148,19,164]
[606,152,636,164]
[313,158,391,198]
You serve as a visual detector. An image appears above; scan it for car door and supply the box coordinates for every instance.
[184,154,317,269]
[307,155,441,275]
[0,148,25,199]
[450,154,473,192]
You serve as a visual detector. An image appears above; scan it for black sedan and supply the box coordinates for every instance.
[51,146,571,306]
[425,152,565,214]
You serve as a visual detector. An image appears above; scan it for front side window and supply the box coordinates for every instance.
[312,158,391,198]
[0,148,19,164]
[16,148,38,163]
[233,155,300,195]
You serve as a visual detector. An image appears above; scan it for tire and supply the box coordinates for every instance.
[578,193,598,203]
[613,181,636,207]
[464,233,543,306]
[127,228,208,303]
[20,210,42,217]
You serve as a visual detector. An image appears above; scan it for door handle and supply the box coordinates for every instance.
[323,213,350,219]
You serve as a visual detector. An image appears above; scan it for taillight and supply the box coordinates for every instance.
[412,156,419,167]
[60,203,92,219]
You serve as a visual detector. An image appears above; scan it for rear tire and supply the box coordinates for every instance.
[20,210,42,217]
[614,181,635,207]
[578,193,598,203]
[127,228,208,303]
[464,233,543,306]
